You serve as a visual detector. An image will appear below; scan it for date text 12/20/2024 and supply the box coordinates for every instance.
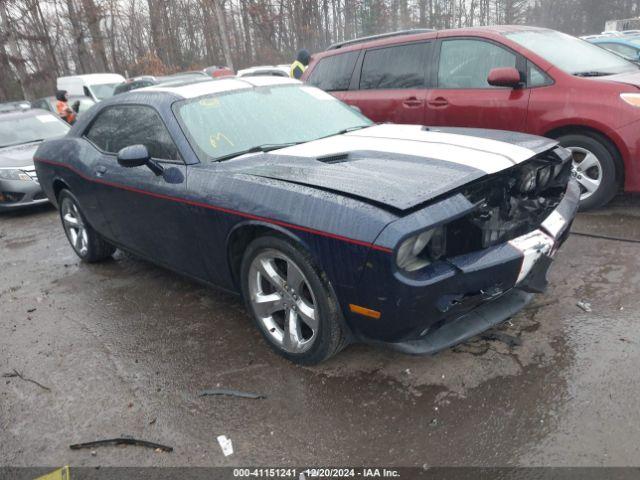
[233,468,401,478]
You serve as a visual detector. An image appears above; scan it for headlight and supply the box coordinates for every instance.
[536,165,552,189]
[620,93,640,107]
[396,226,446,272]
[517,167,537,193]
[0,169,31,181]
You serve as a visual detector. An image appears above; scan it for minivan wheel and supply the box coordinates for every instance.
[58,189,115,262]
[240,235,347,364]
[556,133,620,210]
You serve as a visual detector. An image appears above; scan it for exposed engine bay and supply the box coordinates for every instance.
[445,147,572,257]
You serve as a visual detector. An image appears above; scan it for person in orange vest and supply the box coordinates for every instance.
[56,90,76,124]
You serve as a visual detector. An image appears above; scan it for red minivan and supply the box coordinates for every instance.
[302,26,640,209]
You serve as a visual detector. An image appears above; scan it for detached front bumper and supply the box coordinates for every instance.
[352,180,580,354]
[0,178,49,211]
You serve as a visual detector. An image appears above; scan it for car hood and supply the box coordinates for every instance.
[591,70,640,88]
[235,124,557,211]
[0,142,40,168]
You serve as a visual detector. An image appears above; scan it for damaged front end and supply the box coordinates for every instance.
[440,146,573,258]
[352,146,579,354]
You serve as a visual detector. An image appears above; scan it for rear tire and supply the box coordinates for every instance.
[240,235,347,365]
[58,189,115,263]
[555,133,621,210]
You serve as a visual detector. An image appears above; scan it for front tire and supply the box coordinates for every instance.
[556,133,621,210]
[240,235,347,365]
[58,189,115,263]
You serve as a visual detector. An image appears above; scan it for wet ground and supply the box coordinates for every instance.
[1,195,640,467]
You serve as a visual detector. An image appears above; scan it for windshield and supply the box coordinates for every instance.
[0,113,69,148]
[175,84,372,161]
[89,83,118,100]
[506,30,638,76]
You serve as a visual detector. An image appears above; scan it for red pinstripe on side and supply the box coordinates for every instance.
[35,157,393,253]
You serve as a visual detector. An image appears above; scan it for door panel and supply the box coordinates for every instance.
[426,88,530,130]
[339,88,427,124]
[426,38,530,130]
[339,41,432,125]
[83,104,208,279]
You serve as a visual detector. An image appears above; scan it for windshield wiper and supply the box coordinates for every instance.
[214,142,303,162]
[315,124,371,142]
[573,71,612,77]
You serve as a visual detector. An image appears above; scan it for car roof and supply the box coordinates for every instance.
[58,73,124,82]
[36,95,95,101]
[590,36,640,45]
[143,76,300,98]
[315,25,550,58]
[0,107,54,119]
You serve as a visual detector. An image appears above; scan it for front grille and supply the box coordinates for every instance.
[0,191,25,203]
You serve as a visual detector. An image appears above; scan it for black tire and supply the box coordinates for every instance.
[240,235,348,365]
[58,189,115,263]
[555,133,622,210]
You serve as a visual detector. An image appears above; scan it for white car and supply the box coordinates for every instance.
[57,73,125,102]
[237,65,290,78]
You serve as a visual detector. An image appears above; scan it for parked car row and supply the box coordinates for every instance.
[303,26,640,209]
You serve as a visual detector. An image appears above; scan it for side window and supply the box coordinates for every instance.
[527,61,552,87]
[307,51,359,91]
[438,39,517,89]
[85,106,179,161]
[359,43,428,90]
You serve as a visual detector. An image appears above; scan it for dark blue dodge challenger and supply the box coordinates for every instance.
[34,77,579,364]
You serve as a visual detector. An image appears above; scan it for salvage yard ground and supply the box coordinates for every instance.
[1,197,640,466]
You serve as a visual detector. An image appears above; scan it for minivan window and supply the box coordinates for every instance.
[307,51,359,91]
[506,30,638,76]
[85,105,179,160]
[360,43,428,90]
[438,39,517,88]
[528,61,551,87]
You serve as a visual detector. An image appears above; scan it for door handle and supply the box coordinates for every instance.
[95,165,107,177]
[427,97,449,108]
[402,96,423,108]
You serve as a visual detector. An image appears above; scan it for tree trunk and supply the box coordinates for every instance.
[213,0,234,70]
[81,0,109,71]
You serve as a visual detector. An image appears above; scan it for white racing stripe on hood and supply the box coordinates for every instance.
[348,124,539,167]
[276,133,519,174]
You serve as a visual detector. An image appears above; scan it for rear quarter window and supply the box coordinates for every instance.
[307,51,359,91]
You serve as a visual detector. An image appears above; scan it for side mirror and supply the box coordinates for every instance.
[117,144,150,168]
[487,67,522,88]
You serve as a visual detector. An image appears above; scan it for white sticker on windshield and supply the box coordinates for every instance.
[36,115,57,123]
[300,86,336,101]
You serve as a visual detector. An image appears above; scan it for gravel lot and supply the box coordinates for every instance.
[2,196,640,467]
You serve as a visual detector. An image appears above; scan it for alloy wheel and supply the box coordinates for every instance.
[248,249,318,354]
[61,197,89,256]
[566,146,603,201]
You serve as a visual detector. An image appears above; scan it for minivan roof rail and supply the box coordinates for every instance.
[326,29,435,50]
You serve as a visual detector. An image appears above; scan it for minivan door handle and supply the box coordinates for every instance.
[428,97,449,108]
[95,165,107,177]
[403,96,423,108]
